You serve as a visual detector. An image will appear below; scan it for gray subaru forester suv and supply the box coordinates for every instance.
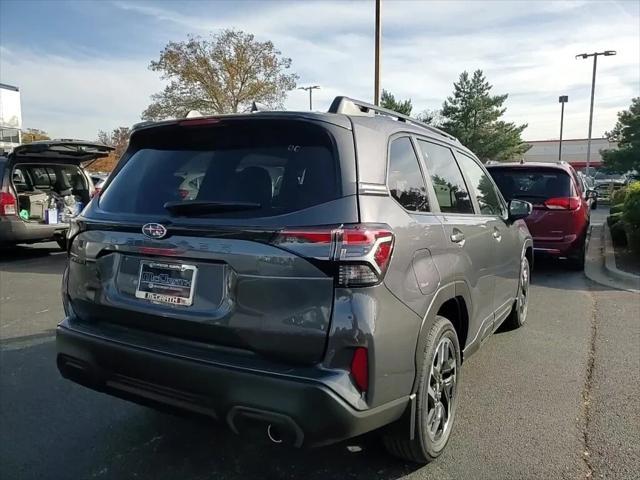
[57,97,533,463]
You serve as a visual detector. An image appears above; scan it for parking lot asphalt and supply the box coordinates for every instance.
[1,213,638,480]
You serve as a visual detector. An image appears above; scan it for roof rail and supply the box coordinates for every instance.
[328,96,458,143]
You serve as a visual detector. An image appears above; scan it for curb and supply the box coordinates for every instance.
[602,223,640,291]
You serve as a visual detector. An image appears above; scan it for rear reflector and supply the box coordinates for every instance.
[544,197,580,210]
[350,347,369,392]
[0,191,17,216]
[272,224,394,287]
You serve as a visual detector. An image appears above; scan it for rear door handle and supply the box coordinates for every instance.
[450,230,465,244]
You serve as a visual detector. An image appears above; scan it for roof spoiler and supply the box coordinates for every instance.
[328,96,458,143]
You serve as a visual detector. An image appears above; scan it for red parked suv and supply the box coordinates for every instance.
[487,162,592,269]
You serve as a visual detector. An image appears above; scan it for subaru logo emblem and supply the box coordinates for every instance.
[142,223,167,239]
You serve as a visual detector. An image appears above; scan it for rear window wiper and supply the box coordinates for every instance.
[164,200,262,216]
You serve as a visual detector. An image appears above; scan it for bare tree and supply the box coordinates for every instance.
[143,30,299,120]
[97,126,130,160]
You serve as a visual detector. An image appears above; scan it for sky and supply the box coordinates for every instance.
[0,0,638,141]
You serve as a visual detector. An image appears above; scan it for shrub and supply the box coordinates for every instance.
[611,186,628,205]
[622,182,640,254]
[610,220,628,245]
[610,203,625,215]
[607,212,623,226]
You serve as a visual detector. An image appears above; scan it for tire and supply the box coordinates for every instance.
[592,200,597,210]
[383,316,461,464]
[504,256,530,329]
[567,238,586,271]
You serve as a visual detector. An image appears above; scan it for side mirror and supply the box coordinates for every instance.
[508,199,532,222]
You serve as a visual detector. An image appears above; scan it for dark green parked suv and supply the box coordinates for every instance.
[57,97,533,463]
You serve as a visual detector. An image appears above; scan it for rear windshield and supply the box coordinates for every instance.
[488,167,573,202]
[99,120,341,218]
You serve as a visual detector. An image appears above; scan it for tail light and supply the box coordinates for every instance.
[178,189,189,199]
[0,191,17,216]
[178,117,222,127]
[271,224,394,287]
[350,347,369,392]
[544,197,580,210]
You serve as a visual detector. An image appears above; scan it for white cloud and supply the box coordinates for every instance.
[0,47,163,138]
[1,0,638,142]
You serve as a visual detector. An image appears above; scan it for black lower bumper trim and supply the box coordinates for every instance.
[56,323,408,447]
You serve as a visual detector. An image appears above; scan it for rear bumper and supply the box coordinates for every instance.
[533,233,583,257]
[56,318,408,447]
[0,216,67,244]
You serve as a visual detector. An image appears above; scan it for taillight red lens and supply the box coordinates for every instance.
[272,224,395,287]
[374,240,393,271]
[178,189,189,199]
[544,197,580,210]
[0,191,17,216]
[276,230,333,244]
[350,347,368,392]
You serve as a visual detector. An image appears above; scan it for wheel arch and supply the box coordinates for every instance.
[412,282,469,394]
[523,240,534,271]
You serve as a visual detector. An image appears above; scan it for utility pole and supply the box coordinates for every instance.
[374,0,381,105]
[298,85,320,111]
[558,95,568,161]
[575,50,616,176]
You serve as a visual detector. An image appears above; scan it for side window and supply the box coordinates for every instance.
[387,137,429,212]
[572,172,583,195]
[418,140,473,214]
[456,153,505,216]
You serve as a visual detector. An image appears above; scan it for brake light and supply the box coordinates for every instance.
[350,347,369,392]
[544,197,580,210]
[178,189,189,199]
[272,224,394,287]
[178,117,221,126]
[0,191,17,216]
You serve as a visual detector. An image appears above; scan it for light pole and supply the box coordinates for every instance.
[558,95,568,161]
[374,0,381,105]
[298,85,320,111]
[575,50,616,176]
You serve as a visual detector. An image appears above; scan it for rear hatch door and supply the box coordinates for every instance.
[10,140,113,166]
[67,116,358,364]
[489,166,576,240]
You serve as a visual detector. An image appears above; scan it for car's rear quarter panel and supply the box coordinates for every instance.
[356,192,449,405]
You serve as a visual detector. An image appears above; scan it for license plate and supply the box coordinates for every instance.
[135,261,197,306]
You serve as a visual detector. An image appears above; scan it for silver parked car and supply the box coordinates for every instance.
[57,97,533,463]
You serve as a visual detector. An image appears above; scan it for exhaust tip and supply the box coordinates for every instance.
[267,424,283,444]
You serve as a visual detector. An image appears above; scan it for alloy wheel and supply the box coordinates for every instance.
[426,337,457,443]
[518,258,530,323]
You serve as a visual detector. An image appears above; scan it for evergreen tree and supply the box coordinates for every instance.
[440,70,529,162]
[380,90,413,116]
[602,97,640,174]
